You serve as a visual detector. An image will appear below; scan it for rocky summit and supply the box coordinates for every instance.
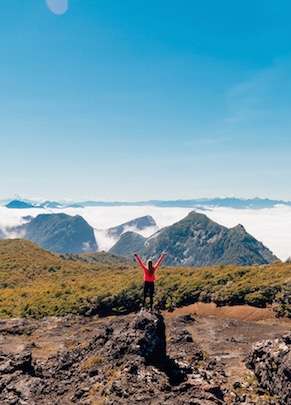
[0,310,290,404]
[0,312,226,405]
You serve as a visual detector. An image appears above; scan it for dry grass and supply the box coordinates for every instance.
[80,354,103,371]
[0,239,290,319]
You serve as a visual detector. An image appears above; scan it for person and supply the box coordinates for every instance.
[134,252,166,311]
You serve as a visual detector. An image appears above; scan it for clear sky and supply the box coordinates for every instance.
[1,0,291,201]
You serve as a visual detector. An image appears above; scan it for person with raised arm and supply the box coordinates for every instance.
[134,252,166,311]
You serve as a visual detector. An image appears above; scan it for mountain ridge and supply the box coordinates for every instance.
[4,197,291,209]
[109,231,146,256]
[111,211,278,266]
[106,215,157,239]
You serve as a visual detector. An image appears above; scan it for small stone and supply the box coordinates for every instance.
[233,381,241,389]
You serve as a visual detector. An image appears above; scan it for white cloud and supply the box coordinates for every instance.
[46,0,69,15]
[201,205,291,260]
[94,230,117,252]
[0,205,291,260]
[82,242,91,252]
[95,224,159,252]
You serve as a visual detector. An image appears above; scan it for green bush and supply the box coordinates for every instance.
[0,239,290,319]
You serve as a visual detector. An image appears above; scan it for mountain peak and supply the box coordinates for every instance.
[139,212,278,266]
[107,215,157,239]
[16,213,98,254]
[184,211,209,221]
[231,224,247,233]
[6,200,35,209]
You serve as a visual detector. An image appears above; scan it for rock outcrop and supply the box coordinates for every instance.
[246,333,291,404]
[0,311,225,404]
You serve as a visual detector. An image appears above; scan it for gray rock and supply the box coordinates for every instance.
[246,332,291,404]
[0,311,225,404]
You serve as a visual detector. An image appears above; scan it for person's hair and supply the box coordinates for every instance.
[148,260,154,274]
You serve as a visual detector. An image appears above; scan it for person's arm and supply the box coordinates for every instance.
[134,253,147,271]
[154,253,167,270]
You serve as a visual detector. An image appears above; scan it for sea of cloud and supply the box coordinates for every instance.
[0,205,290,260]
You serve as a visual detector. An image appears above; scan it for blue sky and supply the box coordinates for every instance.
[1,0,291,200]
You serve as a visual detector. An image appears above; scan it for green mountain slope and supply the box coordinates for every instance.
[109,231,146,256]
[19,213,98,254]
[141,212,278,266]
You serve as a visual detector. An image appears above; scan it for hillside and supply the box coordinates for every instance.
[141,211,278,266]
[14,213,98,254]
[60,251,130,266]
[0,240,290,319]
[109,231,146,256]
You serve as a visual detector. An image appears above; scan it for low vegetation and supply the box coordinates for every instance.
[0,240,290,319]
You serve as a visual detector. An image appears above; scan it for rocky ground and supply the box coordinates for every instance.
[0,305,290,404]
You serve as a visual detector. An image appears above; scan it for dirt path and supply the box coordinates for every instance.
[165,302,277,321]
[165,303,291,387]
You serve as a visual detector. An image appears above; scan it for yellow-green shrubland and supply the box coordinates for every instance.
[0,239,290,318]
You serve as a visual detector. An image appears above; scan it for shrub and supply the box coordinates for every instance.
[0,239,290,319]
[245,291,268,308]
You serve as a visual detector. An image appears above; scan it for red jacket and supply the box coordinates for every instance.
[134,254,166,282]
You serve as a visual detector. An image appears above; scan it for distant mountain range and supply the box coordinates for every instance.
[6,200,35,209]
[5,199,65,209]
[1,207,279,266]
[110,211,278,266]
[4,197,291,209]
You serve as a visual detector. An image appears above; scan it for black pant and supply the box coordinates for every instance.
[143,281,155,310]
